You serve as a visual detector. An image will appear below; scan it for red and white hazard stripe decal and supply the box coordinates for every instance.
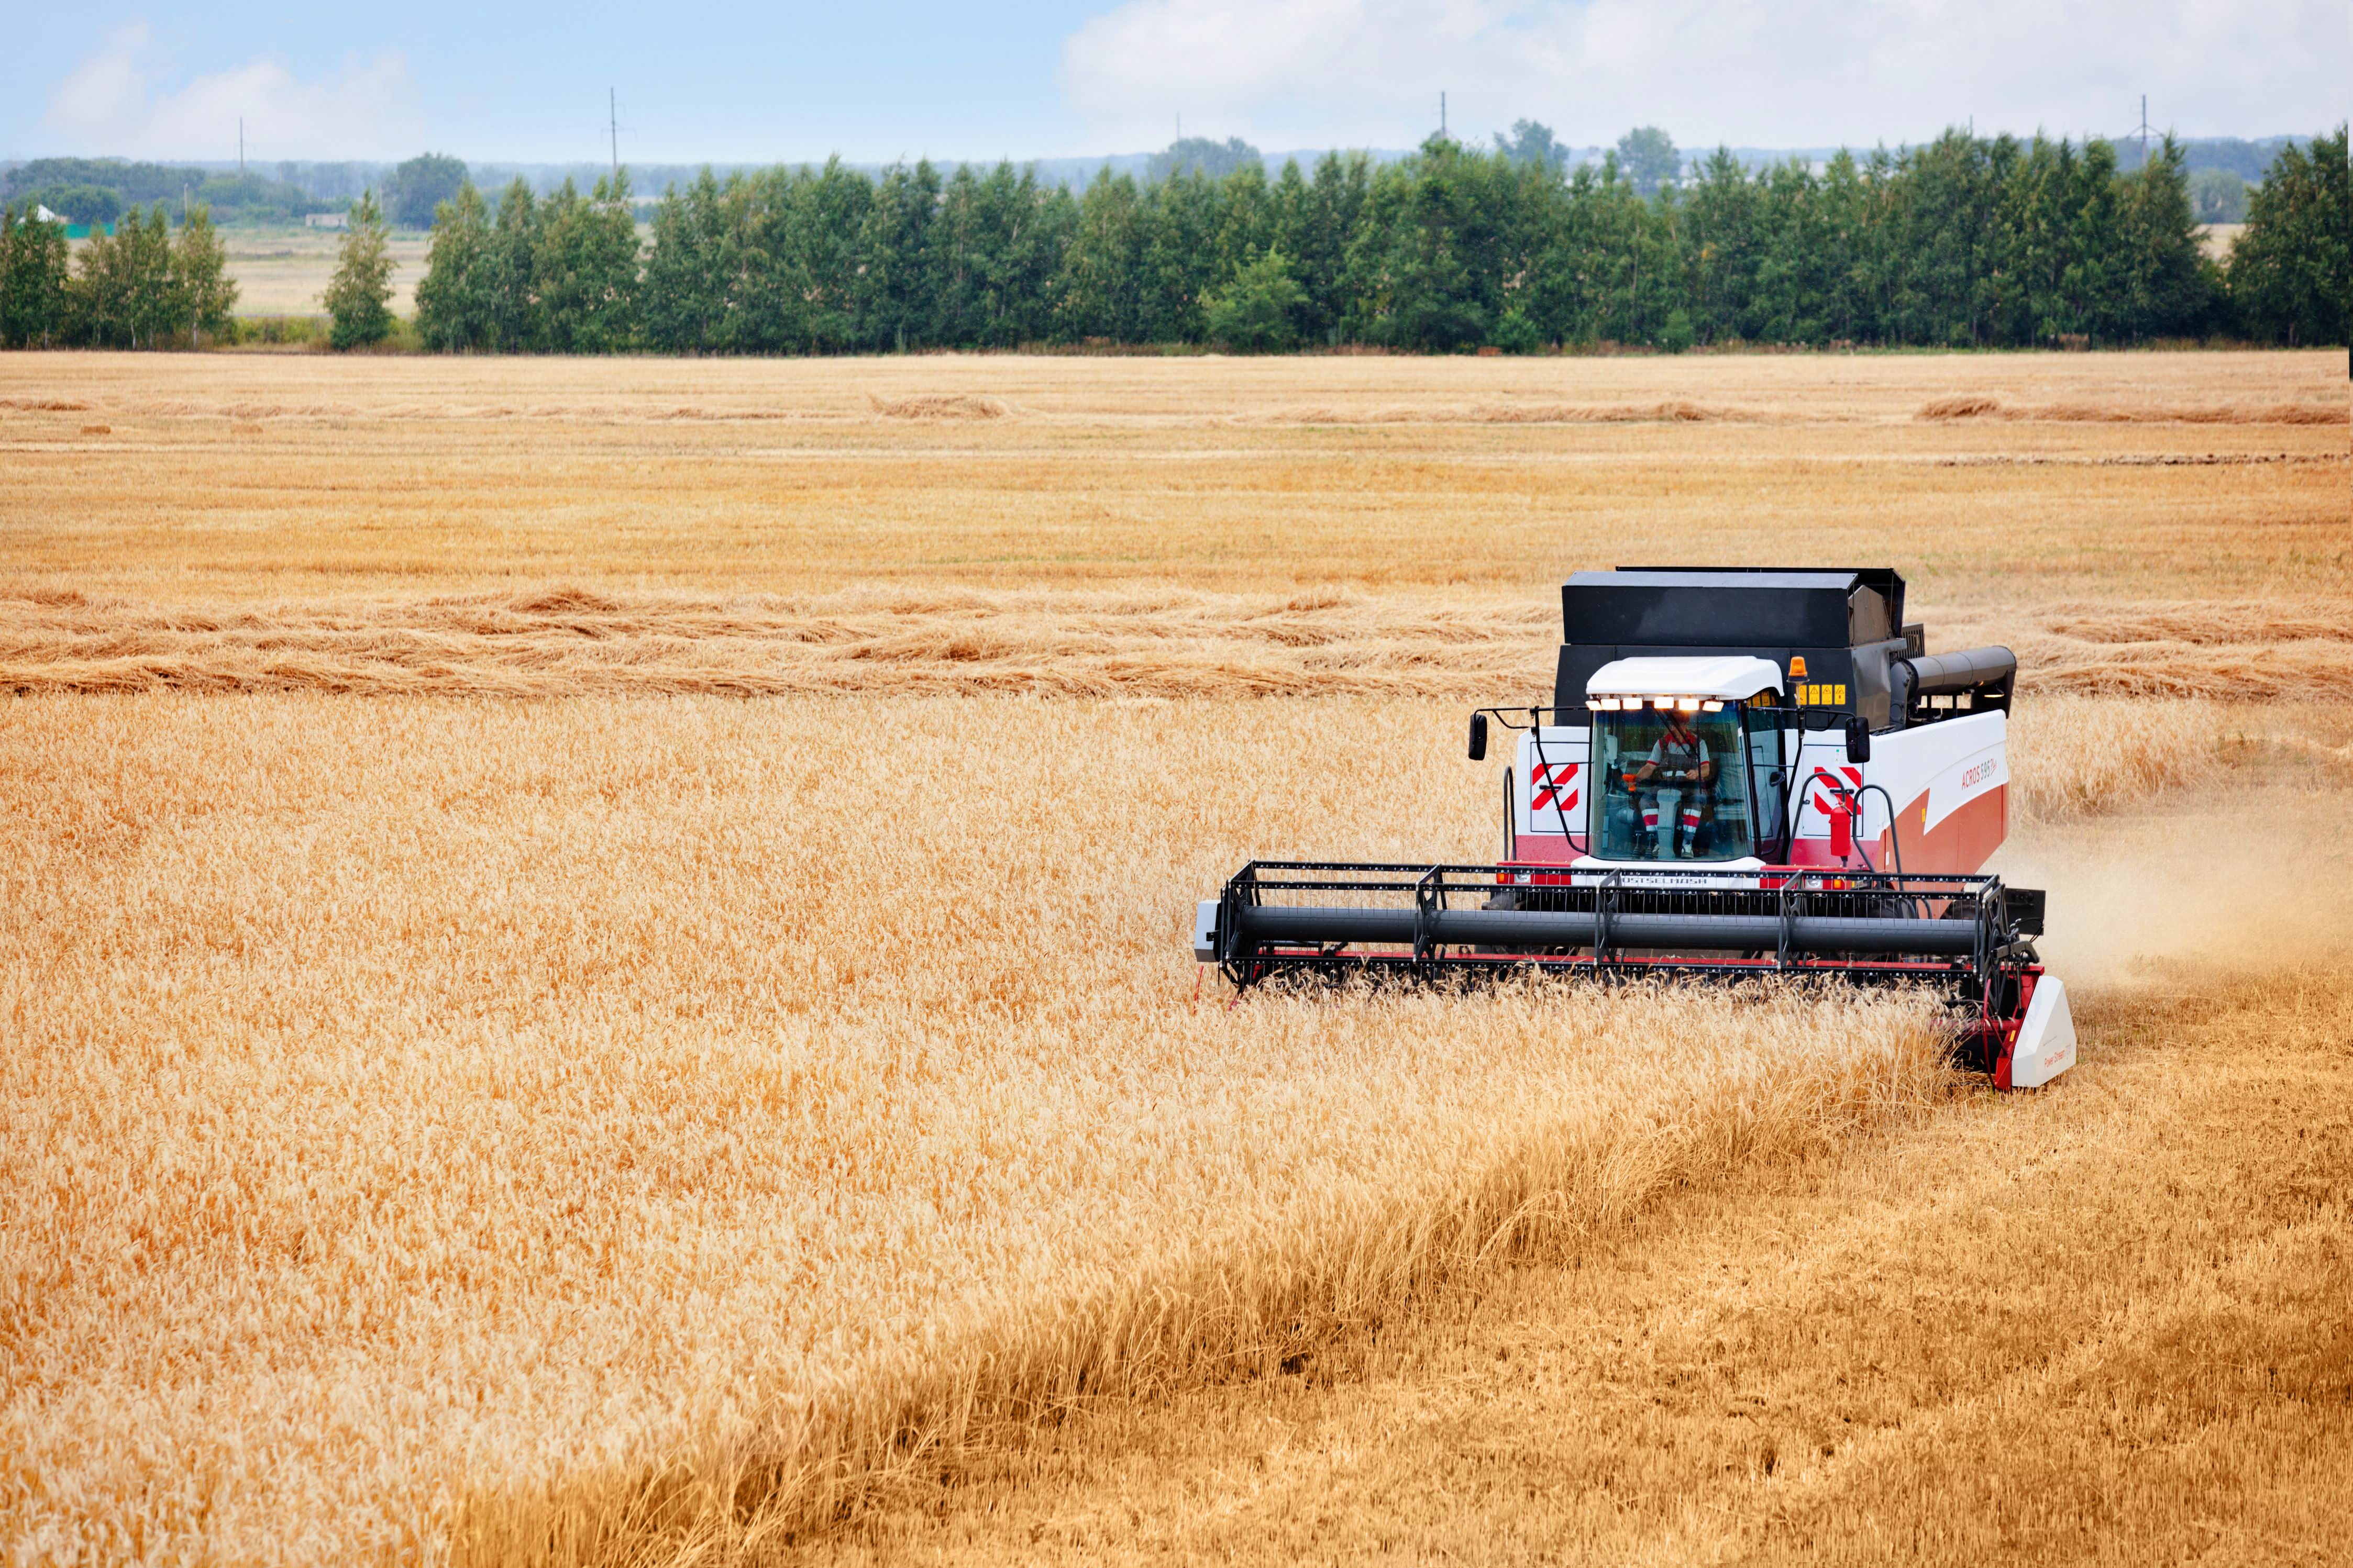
[1809,765,1862,817]
[1530,761,1581,814]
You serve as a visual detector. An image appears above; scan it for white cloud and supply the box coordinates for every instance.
[47,25,420,160]
[1061,0,2344,153]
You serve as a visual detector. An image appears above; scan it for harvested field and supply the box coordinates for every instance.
[3,348,2349,1565]
[6,585,2352,700]
[0,351,2344,610]
[1916,394,2346,424]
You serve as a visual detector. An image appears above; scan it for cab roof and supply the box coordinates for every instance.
[1585,654,1784,703]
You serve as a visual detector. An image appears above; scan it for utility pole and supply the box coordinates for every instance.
[1440,91,1448,139]
[2136,94,2152,164]
[610,88,620,180]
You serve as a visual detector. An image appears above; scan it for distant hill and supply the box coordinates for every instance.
[0,157,334,223]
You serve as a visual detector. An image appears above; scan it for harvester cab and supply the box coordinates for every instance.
[1196,568,2075,1089]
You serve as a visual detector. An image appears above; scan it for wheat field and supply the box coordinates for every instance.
[2,349,2348,1565]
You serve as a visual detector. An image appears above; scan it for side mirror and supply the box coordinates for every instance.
[1467,711,1489,762]
[1844,716,1872,763]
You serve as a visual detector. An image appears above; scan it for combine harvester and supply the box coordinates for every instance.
[1194,568,2074,1088]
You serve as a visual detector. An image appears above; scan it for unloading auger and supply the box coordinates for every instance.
[1193,568,2075,1088]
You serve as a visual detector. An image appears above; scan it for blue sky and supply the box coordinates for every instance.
[9,2,2343,166]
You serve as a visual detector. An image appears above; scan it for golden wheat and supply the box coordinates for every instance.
[6,347,2347,1566]
[832,962,2352,1567]
[2,694,1951,1565]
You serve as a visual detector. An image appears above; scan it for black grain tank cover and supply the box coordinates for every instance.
[1554,568,1910,728]
[1562,568,1904,649]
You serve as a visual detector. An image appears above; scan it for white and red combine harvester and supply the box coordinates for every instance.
[1194,568,2074,1088]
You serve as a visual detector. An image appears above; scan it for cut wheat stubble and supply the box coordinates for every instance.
[6,586,2351,703]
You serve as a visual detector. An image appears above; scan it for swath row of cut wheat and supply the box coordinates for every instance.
[5,586,2351,702]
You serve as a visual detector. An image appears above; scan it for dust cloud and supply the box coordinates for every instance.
[1998,785,2353,984]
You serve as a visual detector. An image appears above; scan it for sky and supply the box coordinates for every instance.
[7,1,2344,167]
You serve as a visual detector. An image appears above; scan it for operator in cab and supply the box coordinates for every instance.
[1631,709,1714,859]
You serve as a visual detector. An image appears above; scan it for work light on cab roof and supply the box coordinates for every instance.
[1193,568,2074,1089]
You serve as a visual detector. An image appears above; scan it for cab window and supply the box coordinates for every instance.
[1588,707,1757,862]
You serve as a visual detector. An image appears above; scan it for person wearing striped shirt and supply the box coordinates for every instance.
[1631,713,1713,858]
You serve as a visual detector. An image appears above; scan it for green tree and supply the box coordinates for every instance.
[1202,247,1306,350]
[485,179,543,350]
[1743,157,1841,344]
[1494,119,1572,175]
[934,162,1065,348]
[1616,127,1681,197]
[0,204,72,347]
[787,158,877,352]
[533,173,640,352]
[1286,152,1369,342]
[856,160,944,351]
[414,181,497,350]
[323,192,396,350]
[1135,168,1221,342]
[389,153,470,229]
[1053,168,1144,342]
[1211,160,1275,282]
[22,183,120,226]
[1526,155,1680,347]
[1490,304,1543,352]
[1350,138,1517,350]
[722,168,809,352]
[1147,136,1262,183]
[2189,169,2249,224]
[1999,136,2129,345]
[1681,147,1766,342]
[641,170,728,352]
[72,203,176,348]
[169,205,238,345]
[2111,137,2220,341]
[2228,127,2349,346]
[1891,129,2007,346]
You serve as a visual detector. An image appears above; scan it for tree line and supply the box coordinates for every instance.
[4,125,2345,353]
[401,126,2350,354]
[0,204,236,349]
[1,157,334,228]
